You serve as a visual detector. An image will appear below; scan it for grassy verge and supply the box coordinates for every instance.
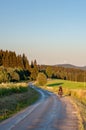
[37,79,86,130]
[0,82,28,97]
[0,83,39,122]
[72,97,86,130]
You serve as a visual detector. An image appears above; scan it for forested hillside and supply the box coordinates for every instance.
[0,50,30,69]
[39,65,86,82]
[0,49,86,83]
[0,50,38,83]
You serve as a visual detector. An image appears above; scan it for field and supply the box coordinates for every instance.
[0,82,39,121]
[39,79,86,129]
[47,79,86,89]
[46,79,86,102]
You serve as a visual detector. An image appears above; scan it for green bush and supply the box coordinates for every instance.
[37,72,47,86]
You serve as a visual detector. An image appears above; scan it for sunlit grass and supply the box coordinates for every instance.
[47,79,86,89]
[0,82,28,97]
[46,79,86,103]
[0,82,39,122]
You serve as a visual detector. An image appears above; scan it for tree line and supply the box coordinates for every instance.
[0,49,86,83]
[0,50,38,83]
[0,49,30,69]
[39,65,86,82]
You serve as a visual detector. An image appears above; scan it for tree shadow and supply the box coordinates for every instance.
[47,82,63,87]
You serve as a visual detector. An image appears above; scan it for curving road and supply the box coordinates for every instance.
[0,86,80,130]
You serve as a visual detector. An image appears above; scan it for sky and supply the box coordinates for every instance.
[0,0,86,66]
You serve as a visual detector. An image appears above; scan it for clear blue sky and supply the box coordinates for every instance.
[0,0,86,66]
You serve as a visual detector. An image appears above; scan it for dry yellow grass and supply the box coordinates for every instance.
[0,82,28,88]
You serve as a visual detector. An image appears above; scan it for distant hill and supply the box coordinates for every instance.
[56,64,86,70]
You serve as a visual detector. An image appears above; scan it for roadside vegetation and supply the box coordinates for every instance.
[37,79,86,130]
[0,82,28,97]
[0,82,39,122]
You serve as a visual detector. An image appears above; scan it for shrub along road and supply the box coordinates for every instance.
[0,85,81,130]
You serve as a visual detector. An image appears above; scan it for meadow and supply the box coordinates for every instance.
[47,79,86,89]
[46,79,86,103]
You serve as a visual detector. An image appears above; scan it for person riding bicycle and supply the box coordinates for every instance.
[58,86,63,97]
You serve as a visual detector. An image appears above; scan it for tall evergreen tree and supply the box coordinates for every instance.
[22,53,30,70]
[17,55,24,68]
[31,60,34,68]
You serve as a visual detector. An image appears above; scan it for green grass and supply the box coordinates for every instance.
[47,79,86,89]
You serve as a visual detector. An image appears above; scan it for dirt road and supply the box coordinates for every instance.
[0,86,80,130]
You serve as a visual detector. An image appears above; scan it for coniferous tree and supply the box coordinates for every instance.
[3,50,9,67]
[0,50,3,66]
[17,55,24,69]
[31,60,34,68]
[12,51,17,67]
[30,60,39,80]
[34,59,39,76]
[22,53,30,70]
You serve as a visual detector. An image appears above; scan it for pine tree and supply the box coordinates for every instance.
[22,53,30,70]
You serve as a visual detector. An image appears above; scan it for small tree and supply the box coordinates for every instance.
[37,72,47,86]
